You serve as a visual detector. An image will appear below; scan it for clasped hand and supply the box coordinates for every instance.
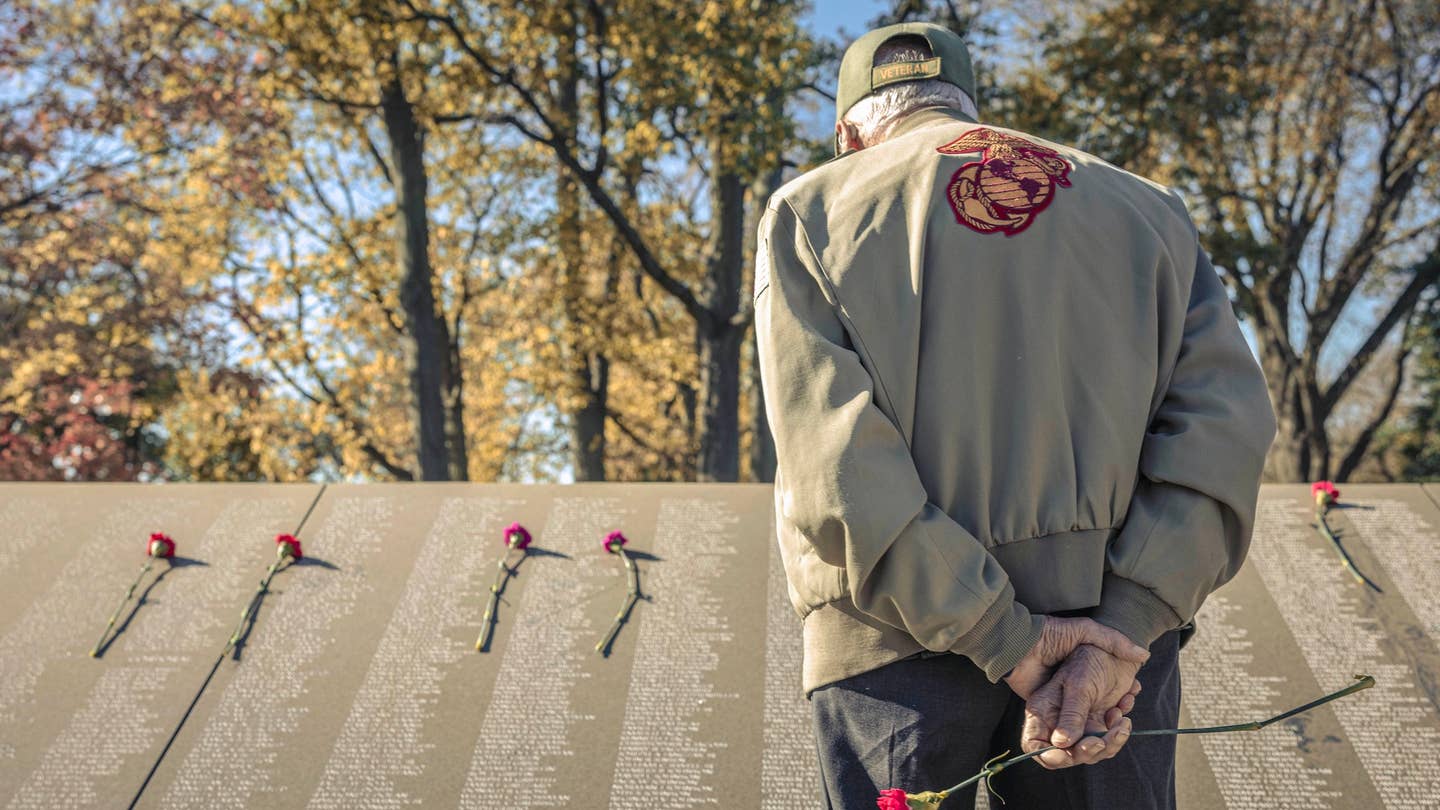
[1002,617,1149,769]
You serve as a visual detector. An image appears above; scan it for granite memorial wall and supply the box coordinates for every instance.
[0,483,1436,808]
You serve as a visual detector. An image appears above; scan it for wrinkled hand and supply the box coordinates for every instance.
[1003,616,1149,700]
[1022,643,1144,769]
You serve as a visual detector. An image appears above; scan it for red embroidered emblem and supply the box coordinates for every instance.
[936,128,1073,236]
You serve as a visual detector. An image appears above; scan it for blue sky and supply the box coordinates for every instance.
[802,0,886,41]
[796,1,888,138]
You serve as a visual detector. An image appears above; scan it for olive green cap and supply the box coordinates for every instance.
[834,22,976,155]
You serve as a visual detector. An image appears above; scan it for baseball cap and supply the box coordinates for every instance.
[834,22,976,155]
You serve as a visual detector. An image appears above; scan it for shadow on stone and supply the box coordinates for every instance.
[93,556,209,659]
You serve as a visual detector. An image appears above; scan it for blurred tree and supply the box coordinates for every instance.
[998,0,1440,482]
[162,369,294,481]
[227,0,474,480]
[0,0,278,480]
[153,0,563,483]
[1365,295,1440,480]
[404,0,816,481]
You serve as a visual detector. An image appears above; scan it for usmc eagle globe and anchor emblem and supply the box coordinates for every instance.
[936,128,1073,236]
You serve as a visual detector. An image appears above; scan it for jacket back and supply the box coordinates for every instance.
[755,106,1276,694]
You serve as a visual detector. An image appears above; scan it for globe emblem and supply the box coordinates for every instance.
[977,158,1053,213]
[936,128,1074,236]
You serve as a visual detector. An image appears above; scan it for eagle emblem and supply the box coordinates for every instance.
[936,128,1073,236]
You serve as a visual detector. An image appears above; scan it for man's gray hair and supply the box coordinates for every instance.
[842,37,979,147]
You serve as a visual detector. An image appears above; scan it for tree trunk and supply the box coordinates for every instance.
[556,9,607,481]
[444,326,469,480]
[572,353,609,481]
[380,72,461,481]
[696,169,747,482]
[1261,352,1329,483]
[698,322,744,482]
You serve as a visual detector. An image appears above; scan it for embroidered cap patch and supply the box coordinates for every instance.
[871,57,942,89]
[936,128,1073,236]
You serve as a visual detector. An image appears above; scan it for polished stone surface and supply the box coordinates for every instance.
[0,483,1435,809]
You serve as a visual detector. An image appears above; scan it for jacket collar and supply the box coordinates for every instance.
[884,105,978,141]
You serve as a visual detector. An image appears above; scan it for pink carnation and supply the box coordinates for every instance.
[876,789,911,810]
[603,530,627,553]
[503,522,532,550]
[147,532,175,559]
[275,533,303,560]
[1311,480,1340,507]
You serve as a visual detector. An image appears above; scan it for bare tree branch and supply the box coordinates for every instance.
[1321,253,1440,415]
[1335,305,1420,481]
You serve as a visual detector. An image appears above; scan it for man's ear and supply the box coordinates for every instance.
[836,120,863,153]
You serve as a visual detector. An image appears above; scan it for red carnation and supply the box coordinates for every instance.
[275,533,303,560]
[503,522,532,550]
[877,789,911,810]
[147,532,175,559]
[603,530,627,553]
[1312,480,1340,508]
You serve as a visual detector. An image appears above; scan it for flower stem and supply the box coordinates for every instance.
[476,549,523,651]
[1314,508,1383,593]
[595,545,640,655]
[936,675,1375,797]
[91,560,155,657]
[223,557,287,657]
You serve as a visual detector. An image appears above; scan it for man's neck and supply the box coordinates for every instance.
[879,105,978,145]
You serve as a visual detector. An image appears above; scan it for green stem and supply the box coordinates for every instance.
[224,557,287,656]
[476,548,523,651]
[936,675,1376,797]
[91,560,155,657]
[595,546,640,655]
[1314,508,1383,593]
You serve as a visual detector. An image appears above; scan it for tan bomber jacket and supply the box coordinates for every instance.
[754,106,1278,697]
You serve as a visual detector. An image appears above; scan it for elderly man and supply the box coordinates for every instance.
[754,22,1276,810]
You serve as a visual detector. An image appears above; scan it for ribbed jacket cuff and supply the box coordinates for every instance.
[949,584,1044,683]
[1091,573,1181,647]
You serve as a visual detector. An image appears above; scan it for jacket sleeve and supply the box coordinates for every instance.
[754,199,1043,682]
[1091,244,1278,647]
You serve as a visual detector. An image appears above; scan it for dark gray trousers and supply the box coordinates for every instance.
[811,628,1185,810]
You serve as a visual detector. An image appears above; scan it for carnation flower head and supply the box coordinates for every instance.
[503,522,532,550]
[1311,480,1341,507]
[876,789,911,810]
[275,533,303,560]
[147,532,175,559]
[603,530,627,553]
[877,789,947,809]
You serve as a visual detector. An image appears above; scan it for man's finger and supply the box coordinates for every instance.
[1035,746,1077,769]
[1115,677,1141,712]
[1050,681,1092,748]
[1091,716,1133,763]
[1080,621,1150,664]
[1105,706,1124,728]
[1022,683,1062,755]
[1100,714,1134,760]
